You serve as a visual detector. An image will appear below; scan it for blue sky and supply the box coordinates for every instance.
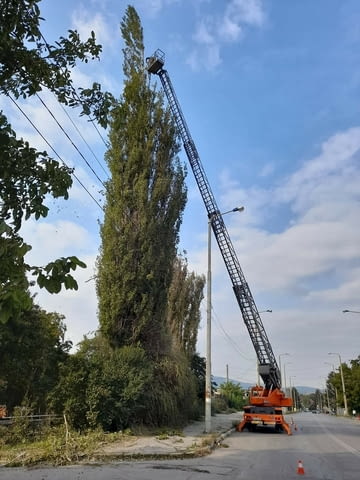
[3,0,360,389]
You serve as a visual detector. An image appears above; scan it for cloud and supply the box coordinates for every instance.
[71,8,114,50]
[259,162,275,177]
[33,254,99,349]
[219,0,265,42]
[132,0,180,17]
[187,0,265,70]
[22,221,100,349]
[21,219,95,266]
[194,125,360,306]
[277,127,360,211]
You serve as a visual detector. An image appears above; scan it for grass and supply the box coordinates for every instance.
[155,429,184,440]
[0,426,133,467]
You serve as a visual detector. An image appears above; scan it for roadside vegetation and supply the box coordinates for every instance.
[213,382,247,414]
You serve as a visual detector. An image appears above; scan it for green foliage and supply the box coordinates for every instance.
[142,351,201,427]
[190,353,206,402]
[49,337,154,431]
[0,0,115,312]
[326,356,360,413]
[96,5,187,354]
[0,303,71,413]
[217,382,246,411]
[0,0,114,127]
[85,343,153,431]
[167,255,205,357]
[1,405,35,445]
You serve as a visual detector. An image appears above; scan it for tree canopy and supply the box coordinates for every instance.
[96,5,187,355]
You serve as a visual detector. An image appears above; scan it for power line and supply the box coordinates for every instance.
[40,32,110,149]
[7,94,104,211]
[35,93,106,187]
[57,98,109,178]
[211,305,254,362]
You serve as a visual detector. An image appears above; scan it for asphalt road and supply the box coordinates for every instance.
[1,412,359,479]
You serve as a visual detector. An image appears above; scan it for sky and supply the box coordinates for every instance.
[2,0,360,390]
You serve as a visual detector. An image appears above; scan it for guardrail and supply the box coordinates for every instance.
[0,414,62,426]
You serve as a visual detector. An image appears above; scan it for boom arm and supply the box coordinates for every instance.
[146,50,280,390]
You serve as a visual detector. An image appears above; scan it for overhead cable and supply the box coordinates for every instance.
[57,99,109,178]
[7,94,104,211]
[35,93,106,187]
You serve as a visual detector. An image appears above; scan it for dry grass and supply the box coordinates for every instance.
[0,427,133,467]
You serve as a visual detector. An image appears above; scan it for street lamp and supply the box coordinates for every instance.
[328,353,348,416]
[259,309,272,313]
[324,362,338,414]
[278,353,290,389]
[205,206,244,433]
[342,309,360,314]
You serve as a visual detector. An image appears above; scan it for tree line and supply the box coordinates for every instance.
[297,358,360,415]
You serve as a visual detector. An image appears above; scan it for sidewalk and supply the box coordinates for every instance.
[94,412,242,460]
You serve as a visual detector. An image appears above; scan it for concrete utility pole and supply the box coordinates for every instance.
[328,352,348,416]
[205,206,244,433]
[278,353,289,389]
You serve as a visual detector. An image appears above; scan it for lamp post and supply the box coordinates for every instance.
[205,206,244,433]
[342,309,360,314]
[278,353,290,389]
[328,353,348,416]
[325,361,338,414]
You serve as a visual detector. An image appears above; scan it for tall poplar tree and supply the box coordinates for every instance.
[166,255,205,357]
[96,6,187,356]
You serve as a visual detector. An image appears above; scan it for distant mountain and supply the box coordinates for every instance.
[296,386,317,394]
[213,376,316,394]
[213,376,252,390]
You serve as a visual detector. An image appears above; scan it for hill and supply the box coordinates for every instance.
[213,376,316,394]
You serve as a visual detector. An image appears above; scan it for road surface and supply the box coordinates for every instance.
[1,412,359,479]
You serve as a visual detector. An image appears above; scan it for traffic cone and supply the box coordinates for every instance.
[297,460,305,475]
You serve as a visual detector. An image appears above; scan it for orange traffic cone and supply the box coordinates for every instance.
[297,460,305,475]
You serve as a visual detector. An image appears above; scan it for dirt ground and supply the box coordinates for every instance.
[94,412,242,459]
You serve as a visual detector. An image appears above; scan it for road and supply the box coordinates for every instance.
[1,412,359,479]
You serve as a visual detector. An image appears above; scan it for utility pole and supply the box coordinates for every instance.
[328,353,348,416]
[205,207,244,433]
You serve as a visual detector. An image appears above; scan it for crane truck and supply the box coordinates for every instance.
[146,50,293,435]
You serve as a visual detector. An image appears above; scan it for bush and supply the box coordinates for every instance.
[49,338,153,431]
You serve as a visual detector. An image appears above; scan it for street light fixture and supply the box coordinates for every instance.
[328,352,348,416]
[342,309,360,314]
[259,309,272,313]
[205,206,244,433]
